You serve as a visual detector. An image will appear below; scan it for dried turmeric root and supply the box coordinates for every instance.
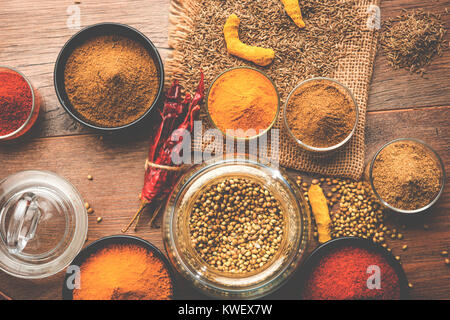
[223,14,275,67]
[308,184,331,243]
[281,0,306,28]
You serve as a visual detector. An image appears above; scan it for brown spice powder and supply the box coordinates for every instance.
[64,35,159,127]
[285,79,356,148]
[372,141,442,211]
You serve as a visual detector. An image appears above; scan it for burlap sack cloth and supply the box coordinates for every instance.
[166,0,380,180]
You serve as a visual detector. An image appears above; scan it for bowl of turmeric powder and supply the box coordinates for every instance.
[62,235,175,300]
[206,67,280,140]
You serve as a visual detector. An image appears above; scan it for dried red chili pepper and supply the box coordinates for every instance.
[122,72,204,232]
[0,71,33,136]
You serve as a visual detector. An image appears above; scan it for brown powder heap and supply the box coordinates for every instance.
[372,141,443,211]
[64,34,159,127]
[285,79,356,148]
[381,10,446,75]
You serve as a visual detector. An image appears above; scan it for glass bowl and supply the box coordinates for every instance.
[162,159,311,299]
[0,66,40,141]
[283,77,359,153]
[368,138,445,215]
[206,67,280,141]
[0,171,88,279]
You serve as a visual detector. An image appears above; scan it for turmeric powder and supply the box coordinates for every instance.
[223,14,275,66]
[73,244,173,300]
[308,184,332,243]
[207,68,278,138]
[281,0,306,28]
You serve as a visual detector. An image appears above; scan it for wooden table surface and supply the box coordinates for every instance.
[0,0,448,300]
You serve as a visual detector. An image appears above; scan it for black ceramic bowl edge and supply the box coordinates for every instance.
[296,237,409,300]
[62,235,176,300]
[54,22,165,131]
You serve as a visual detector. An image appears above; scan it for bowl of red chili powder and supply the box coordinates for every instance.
[298,237,409,300]
[62,235,176,300]
[0,66,40,141]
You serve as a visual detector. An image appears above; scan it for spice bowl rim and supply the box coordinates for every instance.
[205,66,281,141]
[0,66,37,141]
[368,138,446,215]
[61,235,177,300]
[297,237,409,299]
[282,77,359,153]
[54,22,165,131]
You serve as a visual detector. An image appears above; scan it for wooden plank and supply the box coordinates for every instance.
[0,0,171,138]
[369,0,450,110]
[0,106,448,299]
[0,0,448,140]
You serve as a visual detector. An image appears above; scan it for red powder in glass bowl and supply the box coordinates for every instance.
[301,246,401,300]
[0,70,33,136]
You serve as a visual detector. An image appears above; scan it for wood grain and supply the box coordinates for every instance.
[0,0,448,300]
[369,0,450,110]
[0,0,448,138]
[0,107,448,300]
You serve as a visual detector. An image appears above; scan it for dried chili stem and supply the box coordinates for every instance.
[121,202,147,233]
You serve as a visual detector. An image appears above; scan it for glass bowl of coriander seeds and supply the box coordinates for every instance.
[369,138,445,215]
[162,159,311,299]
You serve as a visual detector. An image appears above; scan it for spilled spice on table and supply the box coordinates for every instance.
[380,9,447,74]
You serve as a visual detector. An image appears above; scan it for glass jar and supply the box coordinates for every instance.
[162,159,311,299]
[0,66,41,141]
[0,171,88,278]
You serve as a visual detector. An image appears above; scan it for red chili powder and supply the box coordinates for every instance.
[0,70,33,136]
[302,246,401,300]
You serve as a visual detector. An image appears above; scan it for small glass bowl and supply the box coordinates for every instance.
[368,138,446,215]
[162,159,311,299]
[206,67,280,141]
[0,66,40,141]
[283,77,359,154]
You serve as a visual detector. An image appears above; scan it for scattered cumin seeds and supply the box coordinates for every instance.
[380,9,446,74]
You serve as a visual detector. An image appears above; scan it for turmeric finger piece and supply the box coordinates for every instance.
[281,0,306,29]
[223,14,275,67]
[308,184,331,243]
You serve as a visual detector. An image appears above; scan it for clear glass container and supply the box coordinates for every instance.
[0,171,88,278]
[368,138,445,215]
[162,159,311,299]
[0,66,41,141]
[283,77,359,154]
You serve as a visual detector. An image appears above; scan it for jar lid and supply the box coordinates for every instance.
[0,171,88,279]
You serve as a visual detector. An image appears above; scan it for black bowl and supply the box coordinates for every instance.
[54,22,165,131]
[297,237,409,300]
[62,235,176,300]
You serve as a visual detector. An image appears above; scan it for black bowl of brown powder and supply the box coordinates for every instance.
[54,23,164,130]
[369,139,445,214]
